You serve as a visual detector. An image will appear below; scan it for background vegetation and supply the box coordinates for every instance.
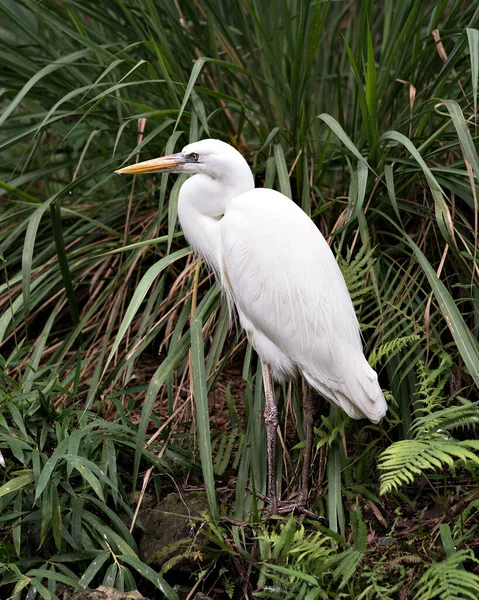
[1,0,479,598]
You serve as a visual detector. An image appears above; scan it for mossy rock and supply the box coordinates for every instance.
[139,491,211,572]
[65,586,148,600]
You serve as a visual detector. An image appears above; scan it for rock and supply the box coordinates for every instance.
[139,492,210,571]
[66,586,148,600]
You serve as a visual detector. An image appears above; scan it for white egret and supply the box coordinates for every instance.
[116,139,387,516]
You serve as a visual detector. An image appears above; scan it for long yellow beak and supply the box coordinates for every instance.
[115,152,186,175]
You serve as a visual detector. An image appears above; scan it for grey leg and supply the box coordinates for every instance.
[261,361,279,514]
[252,373,324,522]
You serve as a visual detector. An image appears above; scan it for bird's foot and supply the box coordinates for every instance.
[277,501,326,523]
[218,515,248,526]
[252,490,327,523]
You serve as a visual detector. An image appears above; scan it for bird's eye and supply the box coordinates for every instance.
[191,152,199,162]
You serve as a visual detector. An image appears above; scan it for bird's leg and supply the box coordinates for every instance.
[297,392,316,508]
[251,379,326,522]
[261,361,279,515]
[274,391,325,522]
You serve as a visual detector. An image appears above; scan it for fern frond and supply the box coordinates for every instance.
[414,550,479,600]
[160,551,192,576]
[414,353,453,414]
[341,244,377,288]
[258,564,327,600]
[379,438,479,495]
[339,244,377,308]
[412,402,479,437]
[324,547,363,590]
[368,334,421,369]
[350,505,367,552]
[289,530,332,563]
[272,516,297,561]
[389,553,422,565]
[151,537,191,564]
[153,538,196,575]
[213,427,240,475]
[232,429,244,469]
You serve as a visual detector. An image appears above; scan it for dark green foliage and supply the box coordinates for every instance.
[415,550,479,600]
[1,0,478,597]
[0,347,180,599]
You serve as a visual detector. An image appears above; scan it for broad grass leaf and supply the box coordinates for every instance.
[119,554,179,600]
[191,312,218,519]
[0,472,34,497]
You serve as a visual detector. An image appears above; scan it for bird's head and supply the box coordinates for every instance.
[115,138,252,183]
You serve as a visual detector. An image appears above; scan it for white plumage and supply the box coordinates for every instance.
[172,139,386,423]
[117,138,387,514]
[221,188,385,423]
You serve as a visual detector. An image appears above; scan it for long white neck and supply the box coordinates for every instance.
[177,167,254,276]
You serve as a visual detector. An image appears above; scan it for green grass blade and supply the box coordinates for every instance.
[440,98,479,182]
[0,48,90,128]
[406,236,479,388]
[77,552,110,590]
[0,472,35,498]
[190,312,218,519]
[49,200,79,327]
[104,247,191,374]
[133,331,191,487]
[467,28,479,118]
[315,113,369,166]
[327,412,345,536]
[119,554,179,600]
[274,144,292,199]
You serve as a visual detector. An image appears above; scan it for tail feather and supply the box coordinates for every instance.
[302,348,387,423]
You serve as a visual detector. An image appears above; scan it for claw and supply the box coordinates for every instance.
[247,487,327,523]
[219,515,248,526]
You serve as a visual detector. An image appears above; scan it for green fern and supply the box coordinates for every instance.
[379,347,478,495]
[414,550,479,600]
[379,438,479,495]
[231,428,245,469]
[324,547,364,590]
[287,528,335,564]
[258,523,334,598]
[368,334,421,369]
[271,516,297,561]
[257,517,305,589]
[257,520,367,598]
[414,354,453,414]
[212,426,242,475]
[160,551,192,576]
[350,504,367,552]
[412,401,479,438]
[339,244,377,308]
[149,537,194,575]
[218,567,235,599]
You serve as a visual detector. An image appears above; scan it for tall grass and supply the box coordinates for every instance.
[1,0,478,597]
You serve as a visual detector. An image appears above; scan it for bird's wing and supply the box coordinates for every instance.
[220,188,386,422]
